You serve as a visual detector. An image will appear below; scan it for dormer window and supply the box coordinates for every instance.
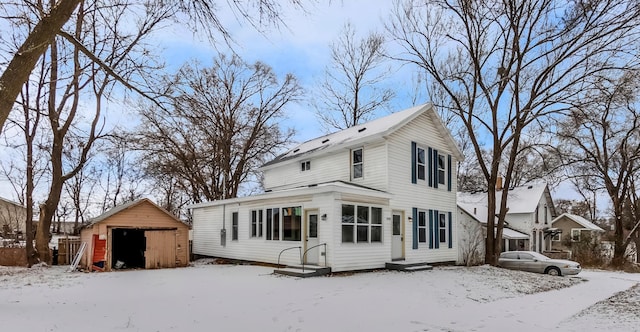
[301,160,310,171]
[352,148,363,179]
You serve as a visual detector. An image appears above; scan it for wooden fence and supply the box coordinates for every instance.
[57,238,82,265]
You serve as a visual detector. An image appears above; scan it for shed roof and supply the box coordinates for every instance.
[260,103,464,170]
[84,198,186,228]
[552,213,604,232]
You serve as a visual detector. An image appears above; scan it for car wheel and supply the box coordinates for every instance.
[546,267,561,276]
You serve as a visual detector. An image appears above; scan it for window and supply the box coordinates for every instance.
[283,206,302,241]
[232,212,238,241]
[416,147,426,181]
[552,232,561,242]
[342,204,382,243]
[266,208,280,240]
[250,210,263,238]
[301,161,311,171]
[544,205,548,224]
[438,154,446,185]
[535,206,539,223]
[352,148,363,179]
[571,229,581,242]
[439,212,447,244]
[418,211,427,243]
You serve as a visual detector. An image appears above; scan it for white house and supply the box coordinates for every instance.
[190,104,464,272]
[457,182,557,261]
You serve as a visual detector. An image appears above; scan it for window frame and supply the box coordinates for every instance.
[250,210,263,238]
[417,210,427,243]
[351,148,363,180]
[301,160,311,172]
[266,208,280,241]
[571,229,581,242]
[231,212,239,241]
[341,203,383,244]
[438,212,447,244]
[282,206,302,241]
[552,232,561,242]
[437,154,446,185]
[416,146,426,181]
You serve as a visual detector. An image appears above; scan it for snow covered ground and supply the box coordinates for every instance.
[1,260,639,331]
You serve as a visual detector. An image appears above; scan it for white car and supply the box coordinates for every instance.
[498,251,581,276]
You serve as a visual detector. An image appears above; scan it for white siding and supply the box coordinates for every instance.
[263,151,350,191]
[385,111,459,263]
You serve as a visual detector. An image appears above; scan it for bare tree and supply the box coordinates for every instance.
[313,22,395,130]
[0,0,306,136]
[136,55,301,205]
[388,0,640,265]
[555,71,640,266]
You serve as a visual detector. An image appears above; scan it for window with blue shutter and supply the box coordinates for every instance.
[433,149,439,189]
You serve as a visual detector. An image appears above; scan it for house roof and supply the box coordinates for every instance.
[459,203,528,239]
[84,198,186,228]
[552,213,604,232]
[260,103,464,170]
[188,181,392,209]
[457,182,556,216]
[0,196,24,208]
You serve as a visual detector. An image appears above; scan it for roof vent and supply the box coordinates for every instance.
[322,139,330,144]
[358,127,367,132]
[528,185,533,189]
[293,148,300,153]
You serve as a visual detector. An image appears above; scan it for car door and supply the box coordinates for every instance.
[517,253,539,273]
[499,252,520,270]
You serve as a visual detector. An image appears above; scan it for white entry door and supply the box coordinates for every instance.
[392,212,404,260]
[305,211,320,265]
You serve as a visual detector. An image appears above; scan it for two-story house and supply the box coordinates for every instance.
[190,104,463,272]
[457,182,557,260]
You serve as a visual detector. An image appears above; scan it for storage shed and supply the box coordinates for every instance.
[80,198,189,271]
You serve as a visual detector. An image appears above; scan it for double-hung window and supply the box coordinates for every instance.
[283,207,302,241]
[301,161,311,171]
[418,210,427,243]
[250,210,263,238]
[439,212,447,244]
[352,148,363,179]
[416,147,426,181]
[232,212,238,241]
[266,208,280,240]
[571,229,581,242]
[438,154,446,185]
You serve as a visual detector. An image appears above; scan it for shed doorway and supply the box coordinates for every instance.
[112,228,146,269]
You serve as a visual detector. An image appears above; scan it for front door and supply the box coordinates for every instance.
[392,211,404,260]
[304,210,320,265]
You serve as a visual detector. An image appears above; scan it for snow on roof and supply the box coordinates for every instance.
[553,213,604,232]
[457,182,549,216]
[84,198,185,228]
[188,181,392,209]
[261,103,463,169]
[501,227,529,239]
[0,196,24,208]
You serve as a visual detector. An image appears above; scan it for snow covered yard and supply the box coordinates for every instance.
[1,261,639,332]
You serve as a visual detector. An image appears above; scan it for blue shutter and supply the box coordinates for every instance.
[448,211,453,249]
[428,209,434,249]
[433,149,439,189]
[447,154,452,192]
[434,209,440,249]
[411,142,417,184]
[428,147,433,187]
[412,208,418,249]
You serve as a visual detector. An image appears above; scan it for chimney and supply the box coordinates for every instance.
[496,176,503,191]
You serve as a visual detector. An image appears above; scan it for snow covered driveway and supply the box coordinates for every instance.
[1,262,639,331]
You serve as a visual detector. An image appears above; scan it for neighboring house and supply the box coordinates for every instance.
[190,104,464,272]
[457,182,557,258]
[457,202,528,265]
[550,213,604,252]
[0,197,27,238]
[80,198,190,271]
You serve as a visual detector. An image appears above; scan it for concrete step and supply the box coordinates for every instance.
[274,265,332,278]
[386,261,433,272]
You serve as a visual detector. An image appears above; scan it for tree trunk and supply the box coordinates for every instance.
[0,0,81,135]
